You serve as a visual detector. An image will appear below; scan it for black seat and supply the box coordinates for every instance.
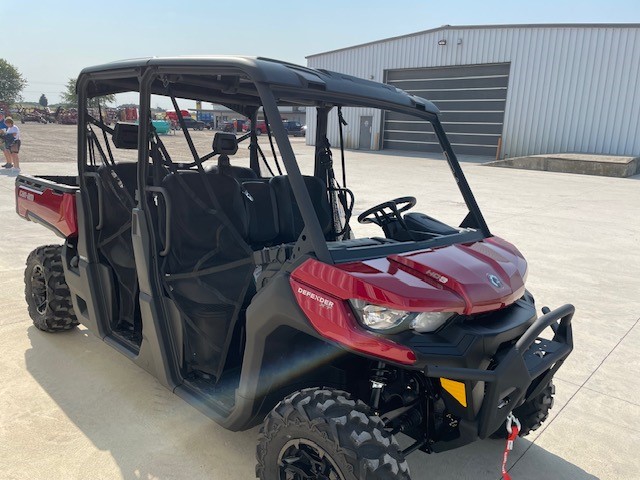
[97,162,137,206]
[96,162,137,267]
[162,172,249,279]
[269,175,333,243]
[242,179,279,248]
[208,164,258,180]
[95,162,139,333]
[161,172,253,376]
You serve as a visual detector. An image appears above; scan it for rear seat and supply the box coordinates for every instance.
[242,179,279,248]
[207,164,257,180]
[161,172,249,280]
[94,162,139,329]
[97,162,137,205]
[163,167,333,252]
[160,171,253,375]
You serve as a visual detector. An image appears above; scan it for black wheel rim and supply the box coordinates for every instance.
[278,439,345,480]
[30,264,48,315]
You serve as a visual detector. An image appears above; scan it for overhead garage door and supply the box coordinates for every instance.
[383,63,510,157]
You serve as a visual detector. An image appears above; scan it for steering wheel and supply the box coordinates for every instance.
[357,196,417,226]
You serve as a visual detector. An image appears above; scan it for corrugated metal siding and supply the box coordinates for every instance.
[307,26,640,158]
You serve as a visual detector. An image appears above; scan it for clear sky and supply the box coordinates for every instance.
[8,0,640,106]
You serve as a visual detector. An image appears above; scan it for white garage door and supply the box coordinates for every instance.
[384,63,510,157]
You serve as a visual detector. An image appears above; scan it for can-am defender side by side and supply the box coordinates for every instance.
[16,57,574,479]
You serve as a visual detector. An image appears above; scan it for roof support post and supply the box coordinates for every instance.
[256,82,332,264]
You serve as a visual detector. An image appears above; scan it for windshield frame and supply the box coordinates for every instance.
[262,87,491,264]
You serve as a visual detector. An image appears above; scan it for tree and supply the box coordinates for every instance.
[60,78,115,107]
[39,94,48,108]
[0,58,27,104]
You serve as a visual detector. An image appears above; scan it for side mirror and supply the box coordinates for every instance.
[113,122,139,149]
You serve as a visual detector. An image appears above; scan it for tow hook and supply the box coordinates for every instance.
[501,412,521,480]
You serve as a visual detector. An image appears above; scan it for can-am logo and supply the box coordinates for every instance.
[18,189,35,202]
[488,274,503,289]
[297,287,334,309]
[424,269,448,284]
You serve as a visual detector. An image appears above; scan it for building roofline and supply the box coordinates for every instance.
[306,23,640,59]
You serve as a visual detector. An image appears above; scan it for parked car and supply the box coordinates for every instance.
[283,120,305,137]
[243,120,268,135]
[220,121,234,132]
[180,117,206,130]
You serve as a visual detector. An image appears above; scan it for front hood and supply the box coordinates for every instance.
[291,236,527,315]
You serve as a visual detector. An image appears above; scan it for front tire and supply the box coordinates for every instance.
[257,388,410,480]
[25,245,79,332]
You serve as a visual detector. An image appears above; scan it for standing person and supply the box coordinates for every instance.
[0,112,11,168]
[3,117,21,172]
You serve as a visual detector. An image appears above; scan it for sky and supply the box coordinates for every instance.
[7,0,640,107]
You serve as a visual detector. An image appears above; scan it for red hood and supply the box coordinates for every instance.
[291,236,527,315]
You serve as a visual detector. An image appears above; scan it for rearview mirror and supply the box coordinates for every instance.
[212,132,238,155]
[113,122,139,149]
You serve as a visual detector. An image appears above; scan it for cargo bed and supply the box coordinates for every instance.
[15,174,79,238]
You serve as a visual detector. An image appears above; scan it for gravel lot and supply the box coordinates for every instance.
[6,121,308,164]
[0,122,639,479]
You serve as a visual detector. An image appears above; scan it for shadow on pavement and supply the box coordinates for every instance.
[25,325,598,480]
[24,326,256,480]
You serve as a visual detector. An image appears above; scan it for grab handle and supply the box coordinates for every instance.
[146,186,171,256]
[84,172,104,230]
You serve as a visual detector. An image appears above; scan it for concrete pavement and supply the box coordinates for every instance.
[0,123,638,479]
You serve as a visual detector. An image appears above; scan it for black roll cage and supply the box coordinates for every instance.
[76,57,491,267]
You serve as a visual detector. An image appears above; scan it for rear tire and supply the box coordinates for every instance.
[24,245,79,332]
[491,381,555,438]
[257,387,410,480]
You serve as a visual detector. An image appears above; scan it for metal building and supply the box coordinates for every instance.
[306,24,640,158]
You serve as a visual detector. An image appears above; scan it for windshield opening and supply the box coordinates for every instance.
[299,103,487,263]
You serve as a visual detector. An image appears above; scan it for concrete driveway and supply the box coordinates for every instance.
[0,123,638,479]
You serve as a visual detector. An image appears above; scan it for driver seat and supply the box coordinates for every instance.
[269,175,333,243]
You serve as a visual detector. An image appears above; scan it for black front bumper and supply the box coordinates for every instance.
[425,304,574,443]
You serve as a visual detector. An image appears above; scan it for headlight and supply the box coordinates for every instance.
[409,312,455,333]
[350,300,454,333]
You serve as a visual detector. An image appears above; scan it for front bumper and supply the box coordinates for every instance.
[426,303,574,443]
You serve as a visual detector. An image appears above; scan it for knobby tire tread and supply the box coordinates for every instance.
[256,387,411,480]
[25,244,79,332]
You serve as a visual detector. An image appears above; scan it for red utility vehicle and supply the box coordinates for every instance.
[15,56,574,479]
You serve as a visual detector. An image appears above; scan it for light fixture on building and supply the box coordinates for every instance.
[438,39,447,46]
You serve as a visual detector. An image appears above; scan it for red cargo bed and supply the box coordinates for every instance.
[15,174,79,238]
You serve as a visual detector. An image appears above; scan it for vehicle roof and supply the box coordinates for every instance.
[78,56,439,115]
